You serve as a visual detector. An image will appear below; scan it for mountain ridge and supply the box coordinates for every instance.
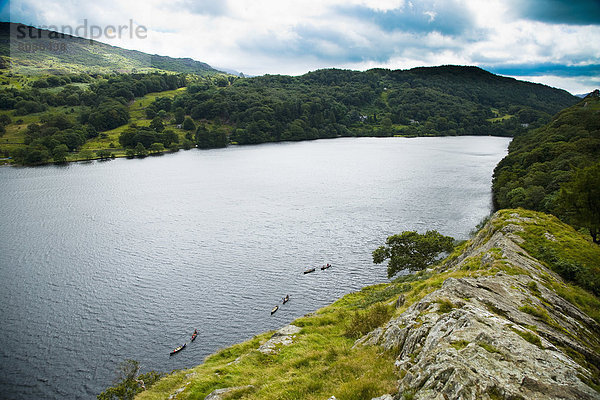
[0,22,222,76]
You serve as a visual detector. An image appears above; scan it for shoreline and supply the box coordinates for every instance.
[2,134,512,167]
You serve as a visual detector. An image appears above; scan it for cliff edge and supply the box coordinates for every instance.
[136,209,600,400]
[358,209,600,399]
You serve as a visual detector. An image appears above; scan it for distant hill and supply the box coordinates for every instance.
[170,65,579,145]
[0,22,221,76]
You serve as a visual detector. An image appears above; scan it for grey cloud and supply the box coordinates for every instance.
[508,0,600,25]
[176,0,230,16]
[333,1,475,36]
[239,21,468,66]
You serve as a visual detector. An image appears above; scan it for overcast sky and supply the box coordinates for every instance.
[2,0,599,94]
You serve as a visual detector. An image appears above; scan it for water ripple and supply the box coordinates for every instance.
[0,137,510,399]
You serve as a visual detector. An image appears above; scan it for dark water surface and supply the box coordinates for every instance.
[0,137,510,399]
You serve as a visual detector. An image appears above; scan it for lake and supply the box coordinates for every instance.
[0,136,510,399]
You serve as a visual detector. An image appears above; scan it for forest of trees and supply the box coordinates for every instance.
[492,90,600,248]
[152,66,576,147]
[0,66,579,164]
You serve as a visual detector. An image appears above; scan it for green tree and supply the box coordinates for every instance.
[150,117,164,132]
[96,149,112,160]
[182,117,196,131]
[145,107,157,119]
[149,142,165,154]
[135,143,148,157]
[557,163,600,243]
[52,144,69,163]
[88,100,129,131]
[80,149,94,161]
[182,139,194,150]
[161,129,179,147]
[381,117,393,133]
[97,359,163,400]
[174,107,185,124]
[373,230,455,278]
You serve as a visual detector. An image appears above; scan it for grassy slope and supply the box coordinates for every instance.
[136,209,600,400]
[0,22,219,76]
[0,86,190,162]
[81,88,188,153]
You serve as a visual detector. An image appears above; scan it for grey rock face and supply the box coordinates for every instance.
[204,385,253,400]
[258,324,301,355]
[371,395,394,400]
[358,212,600,400]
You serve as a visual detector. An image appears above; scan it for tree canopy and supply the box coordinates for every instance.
[492,91,600,242]
[372,230,455,278]
[557,162,600,244]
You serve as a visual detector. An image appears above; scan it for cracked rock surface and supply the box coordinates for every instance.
[357,212,600,400]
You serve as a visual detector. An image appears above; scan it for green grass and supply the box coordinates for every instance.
[0,84,196,163]
[450,340,470,350]
[137,287,399,400]
[135,244,506,400]
[527,281,541,294]
[436,299,456,313]
[511,327,543,348]
[495,209,600,297]
[519,304,552,324]
[129,88,186,120]
[486,112,514,123]
[478,342,502,354]
[345,303,394,338]
[133,208,600,399]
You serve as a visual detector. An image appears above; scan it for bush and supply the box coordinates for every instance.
[345,303,393,338]
[538,246,598,296]
[97,359,163,400]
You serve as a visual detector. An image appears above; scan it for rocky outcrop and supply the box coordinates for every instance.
[257,324,301,355]
[357,211,600,400]
[204,385,253,400]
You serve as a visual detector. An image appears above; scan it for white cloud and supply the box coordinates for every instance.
[8,0,600,92]
[506,74,600,95]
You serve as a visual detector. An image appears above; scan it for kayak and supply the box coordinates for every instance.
[170,343,186,355]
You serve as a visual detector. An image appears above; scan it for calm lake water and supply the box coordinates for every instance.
[0,136,510,399]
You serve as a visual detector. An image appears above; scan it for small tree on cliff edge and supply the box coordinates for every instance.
[373,230,455,278]
[97,359,163,400]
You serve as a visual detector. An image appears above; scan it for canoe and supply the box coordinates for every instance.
[191,332,197,342]
[170,343,186,355]
[304,268,316,274]
[282,295,290,304]
[321,263,332,270]
[271,305,279,315]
